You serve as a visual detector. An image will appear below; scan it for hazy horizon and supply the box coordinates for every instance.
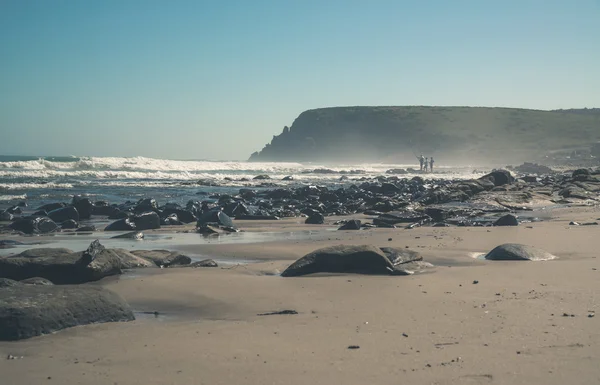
[1,1,599,159]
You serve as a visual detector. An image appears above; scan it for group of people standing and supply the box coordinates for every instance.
[419,155,435,172]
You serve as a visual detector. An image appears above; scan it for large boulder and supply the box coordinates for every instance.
[130,250,191,267]
[484,244,558,261]
[305,212,325,224]
[72,196,94,219]
[0,285,134,341]
[134,198,158,213]
[0,241,123,284]
[9,216,58,234]
[134,211,161,230]
[281,245,407,277]
[161,208,196,224]
[48,206,80,223]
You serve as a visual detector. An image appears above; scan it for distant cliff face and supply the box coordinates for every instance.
[248,106,600,164]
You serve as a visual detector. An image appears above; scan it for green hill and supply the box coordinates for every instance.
[248,106,600,164]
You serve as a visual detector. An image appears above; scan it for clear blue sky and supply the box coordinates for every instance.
[1,0,599,160]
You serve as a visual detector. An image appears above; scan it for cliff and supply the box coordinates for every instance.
[248,106,600,164]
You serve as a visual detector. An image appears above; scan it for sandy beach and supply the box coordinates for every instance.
[1,204,599,385]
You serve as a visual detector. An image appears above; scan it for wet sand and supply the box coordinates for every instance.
[1,205,600,384]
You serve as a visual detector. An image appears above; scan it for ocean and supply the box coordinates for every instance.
[0,156,482,209]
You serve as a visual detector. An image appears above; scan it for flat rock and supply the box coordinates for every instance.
[0,241,125,284]
[0,285,134,341]
[281,245,408,277]
[20,277,54,285]
[484,243,558,261]
[130,250,191,267]
[379,247,422,265]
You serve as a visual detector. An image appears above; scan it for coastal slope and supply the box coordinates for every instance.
[249,107,600,164]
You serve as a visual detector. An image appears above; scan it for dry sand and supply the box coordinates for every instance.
[1,205,599,385]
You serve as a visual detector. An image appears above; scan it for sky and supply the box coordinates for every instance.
[1,0,599,160]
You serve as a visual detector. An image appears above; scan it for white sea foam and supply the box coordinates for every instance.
[0,194,27,201]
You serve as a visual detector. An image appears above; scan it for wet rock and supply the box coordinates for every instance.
[9,216,58,235]
[484,243,558,261]
[0,211,13,221]
[385,168,408,174]
[134,198,158,213]
[130,250,191,267]
[104,217,136,232]
[111,231,144,240]
[196,224,224,235]
[338,220,361,230]
[133,211,160,230]
[305,212,325,224]
[281,245,408,277]
[37,203,66,213]
[161,208,196,224]
[479,169,514,186]
[108,249,156,268]
[92,203,121,217]
[253,175,271,180]
[20,277,54,286]
[0,240,24,249]
[47,206,79,223]
[61,219,79,229]
[0,285,134,341]
[282,176,294,181]
[197,210,234,228]
[72,196,93,219]
[77,225,96,232]
[572,169,591,178]
[374,211,430,226]
[494,214,519,226]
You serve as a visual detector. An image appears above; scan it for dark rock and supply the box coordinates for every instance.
[37,203,66,213]
[111,231,144,240]
[257,310,298,316]
[479,169,514,186]
[130,250,191,267]
[107,249,156,268]
[0,285,134,341]
[20,277,54,286]
[197,210,234,228]
[253,175,271,180]
[9,216,58,235]
[33,210,47,216]
[305,212,325,224]
[0,278,21,288]
[572,169,590,178]
[182,259,218,268]
[379,247,422,265]
[77,225,96,232]
[92,203,121,217]
[104,217,136,231]
[281,245,408,277]
[134,198,158,213]
[0,240,24,249]
[161,214,183,226]
[196,224,224,235]
[235,215,280,220]
[0,211,13,221]
[5,206,22,215]
[61,219,79,229]
[133,211,160,230]
[161,208,196,224]
[374,211,429,226]
[48,206,79,223]
[338,220,361,230]
[484,243,558,261]
[72,196,93,219]
[494,214,519,226]
[0,241,123,284]
[514,163,554,174]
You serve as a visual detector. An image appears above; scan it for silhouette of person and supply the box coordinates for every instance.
[424,157,429,172]
[419,155,424,171]
[430,157,435,172]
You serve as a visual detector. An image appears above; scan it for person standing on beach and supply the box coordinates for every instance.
[430,157,435,172]
[424,157,429,172]
[419,155,425,171]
